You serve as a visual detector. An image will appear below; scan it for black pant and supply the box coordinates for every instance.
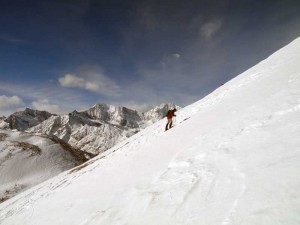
[165,118,173,130]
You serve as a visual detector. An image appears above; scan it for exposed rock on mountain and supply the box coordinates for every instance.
[0,129,82,203]
[0,117,8,129]
[2,37,300,225]
[4,108,55,131]
[141,103,179,127]
[83,104,142,129]
[27,103,178,158]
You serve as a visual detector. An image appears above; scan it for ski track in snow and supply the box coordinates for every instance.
[1,103,297,225]
[133,153,213,212]
[87,117,249,224]
[218,101,300,224]
[1,97,299,225]
[184,66,273,118]
[1,38,300,225]
[0,123,163,223]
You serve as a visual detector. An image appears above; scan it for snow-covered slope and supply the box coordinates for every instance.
[4,108,54,131]
[1,38,300,225]
[0,129,82,203]
[141,103,179,128]
[84,103,142,128]
[0,117,8,129]
[83,103,179,128]
[28,103,177,157]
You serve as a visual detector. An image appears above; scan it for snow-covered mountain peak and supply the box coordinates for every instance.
[4,108,55,131]
[0,117,8,129]
[143,103,180,124]
[26,103,176,158]
[28,112,101,142]
[0,129,82,203]
[1,38,299,224]
[84,103,142,128]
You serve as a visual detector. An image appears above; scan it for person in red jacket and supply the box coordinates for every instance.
[165,109,177,131]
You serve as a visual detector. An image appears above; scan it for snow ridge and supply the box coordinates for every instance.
[4,108,55,131]
[0,129,81,203]
[28,103,178,157]
[1,38,300,225]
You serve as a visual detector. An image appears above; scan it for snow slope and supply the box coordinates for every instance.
[0,129,81,202]
[28,103,178,157]
[1,38,300,225]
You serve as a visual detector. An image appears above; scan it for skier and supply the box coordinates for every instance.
[165,109,177,131]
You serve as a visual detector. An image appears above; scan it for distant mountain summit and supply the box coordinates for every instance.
[0,103,178,201]
[83,103,179,128]
[0,129,82,203]
[4,108,55,131]
[142,103,178,126]
[1,37,299,225]
[27,103,179,158]
[83,103,142,128]
[0,116,9,129]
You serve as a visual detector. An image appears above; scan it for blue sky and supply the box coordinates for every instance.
[0,0,300,115]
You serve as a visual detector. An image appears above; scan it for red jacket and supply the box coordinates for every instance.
[167,110,176,119]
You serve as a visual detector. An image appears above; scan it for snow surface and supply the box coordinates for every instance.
[0,129,80,202]
[1,38,300,224]
[4,108,54,131]
[28,103,178,156]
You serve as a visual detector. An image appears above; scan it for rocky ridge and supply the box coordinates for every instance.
[25,103,179,158]
[4,108,55,131]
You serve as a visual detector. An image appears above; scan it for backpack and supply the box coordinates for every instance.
[166,110,171,117]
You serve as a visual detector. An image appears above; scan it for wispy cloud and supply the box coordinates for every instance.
[0,82,82,103]
[0,82,91,115]
[161,53,181,68]
[200,19,223,40]
[111,100,153,112]
[0,34,27,44]
[59,66,121,97]
[0,95,23,108]
[31,99,61,114]
[59,74,85,88]
[0,95,24,116]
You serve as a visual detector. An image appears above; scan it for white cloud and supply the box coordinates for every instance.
[200,20,222,40]
[161,53,181,68]
[114,101,152,112]
[172,53,181,59]
[0,34,27,44]
[31,99,62,114]
[59,71,121,97]
[0,82,87,104]
[59,74,85,88]
[0,95,23,108]
[0,81,97,117]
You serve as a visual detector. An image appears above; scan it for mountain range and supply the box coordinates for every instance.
[0,37,299,224]
[1,103,178,157]
[0,103,178,201]
[0,129,82,203]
